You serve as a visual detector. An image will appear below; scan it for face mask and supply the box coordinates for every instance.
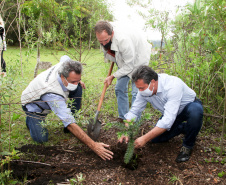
[102,39,112,50]
[64,77,78,91]
[139,82,154,97]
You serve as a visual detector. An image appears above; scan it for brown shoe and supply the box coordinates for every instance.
[116,118,124,123]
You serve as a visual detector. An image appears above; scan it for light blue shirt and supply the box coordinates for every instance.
[124,74,196,131]
[25,55,75,127]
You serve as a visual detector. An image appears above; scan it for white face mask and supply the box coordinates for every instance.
[139,82,154,97]
[64,77,78,91]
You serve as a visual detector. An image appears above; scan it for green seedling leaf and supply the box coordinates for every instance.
[218,171,225,178]
[11,113,21,121]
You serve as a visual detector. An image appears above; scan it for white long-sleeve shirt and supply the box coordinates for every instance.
[124,74,196,130]
[103,25,152,79]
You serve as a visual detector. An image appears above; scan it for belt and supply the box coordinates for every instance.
[194,97,203,105]
[22,105,49,116]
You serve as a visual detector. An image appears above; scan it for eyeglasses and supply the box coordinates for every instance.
[64,77,81,84]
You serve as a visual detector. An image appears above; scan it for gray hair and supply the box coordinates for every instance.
[94,20,113,35]
[132,66,158,84]
[58,59,82,78]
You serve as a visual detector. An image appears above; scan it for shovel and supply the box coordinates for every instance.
[88,61,114,141]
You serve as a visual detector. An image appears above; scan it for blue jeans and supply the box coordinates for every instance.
[115,76,138,120]
[152,98,203,149]
[22,107,49,143]
[22,85,82,143]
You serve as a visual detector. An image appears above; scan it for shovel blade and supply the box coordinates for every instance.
[87,118,101,141]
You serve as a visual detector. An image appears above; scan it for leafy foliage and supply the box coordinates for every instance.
[1,0,113,49]
[129,0,225,126]
[113,113,152,164]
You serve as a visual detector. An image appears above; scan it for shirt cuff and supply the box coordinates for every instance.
[124,112,138,121]
[62,114,76,127]
[156,119,171,131]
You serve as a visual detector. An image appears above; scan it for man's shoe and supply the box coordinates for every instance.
[116,118,124,123]
[63,127,70,133]
[175,146,192,163]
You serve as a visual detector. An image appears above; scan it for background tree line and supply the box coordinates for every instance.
[1,0,113,77]
[1,0,113,48]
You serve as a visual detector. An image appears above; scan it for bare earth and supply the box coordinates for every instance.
[10,119,226,185]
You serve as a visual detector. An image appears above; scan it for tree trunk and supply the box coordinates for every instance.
[34,17,42,78]
[17,0,23,77]
[220,66,226,156]
[34,38,40,78]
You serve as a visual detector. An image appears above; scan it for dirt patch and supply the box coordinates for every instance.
[9,121,226,184]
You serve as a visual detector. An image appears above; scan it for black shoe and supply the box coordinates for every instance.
[63,127,70,133]
[176,146,192,163]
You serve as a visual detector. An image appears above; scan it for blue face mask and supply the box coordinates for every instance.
[139,82,154,97]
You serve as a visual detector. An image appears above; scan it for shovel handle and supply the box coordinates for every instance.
[97,61,114,111]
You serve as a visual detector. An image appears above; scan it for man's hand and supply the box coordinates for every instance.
[67,123,113,160]
[79,81,86,89]
[104,75,115,86]
[118,120,130,143]
[134,136,147,148]
[134,127,167,148]
[118,135,129,144]
[93,142,114,160]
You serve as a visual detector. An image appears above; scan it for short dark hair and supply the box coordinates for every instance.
[58,59,82,78]
[132,66,158,84]
[94,20,113,35]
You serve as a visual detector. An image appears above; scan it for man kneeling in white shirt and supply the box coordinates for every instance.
[119,66,203,163]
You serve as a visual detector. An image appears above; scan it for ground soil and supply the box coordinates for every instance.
[9,118,226,185]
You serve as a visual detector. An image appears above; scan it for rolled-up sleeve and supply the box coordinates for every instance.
[42,94,75,127]
[124,93,147,121]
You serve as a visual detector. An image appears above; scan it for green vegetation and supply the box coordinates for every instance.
[69,173,86,185]
[218,171,225,178]
[113,113,152,164]
[169,173,183,184]
[129,0,226,156]
[0,47,119,184]
[0,0,225,183]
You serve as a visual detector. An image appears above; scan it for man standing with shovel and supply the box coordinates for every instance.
[95,21,152,123]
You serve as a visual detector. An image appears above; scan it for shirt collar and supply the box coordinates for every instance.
[156,74,162,94]
[57,74,68,92]
[110,31,118,52]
